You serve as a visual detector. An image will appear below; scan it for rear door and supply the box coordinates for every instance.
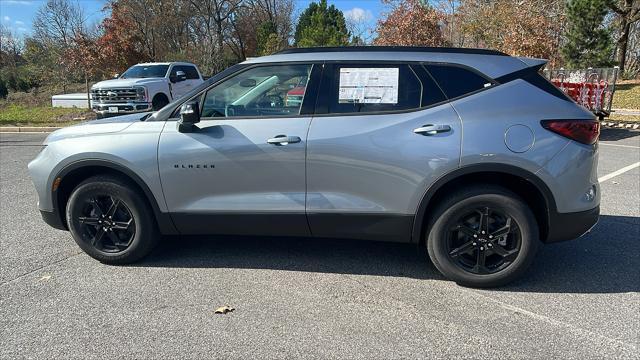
[305,62,462,242]
[159,63,321,236]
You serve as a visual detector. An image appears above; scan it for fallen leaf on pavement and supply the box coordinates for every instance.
[214,306,235,314]
[39,274,52,281]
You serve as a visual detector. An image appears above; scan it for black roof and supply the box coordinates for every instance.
[275,46,507,56]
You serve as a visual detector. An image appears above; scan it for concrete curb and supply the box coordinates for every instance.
[0,127,62,133]
[601,121,640,130]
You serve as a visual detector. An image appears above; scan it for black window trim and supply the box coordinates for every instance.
[163,60,498,120]
[313,60,497,117]
[168,61,323,120]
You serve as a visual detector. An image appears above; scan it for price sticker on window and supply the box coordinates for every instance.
[338,68,399,104]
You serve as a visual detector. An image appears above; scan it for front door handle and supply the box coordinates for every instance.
[414,124,452,136]
[267,135,301,145]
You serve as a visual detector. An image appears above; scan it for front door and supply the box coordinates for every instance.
[159,63,320,236]
[169,65,200,99]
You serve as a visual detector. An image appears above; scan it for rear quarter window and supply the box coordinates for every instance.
[425,64,492,99]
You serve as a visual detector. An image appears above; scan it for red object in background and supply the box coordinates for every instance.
[551,80,609,112]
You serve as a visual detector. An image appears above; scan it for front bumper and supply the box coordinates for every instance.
[40,209,67,231]
[546,206,599,243]
[91,101,152,115]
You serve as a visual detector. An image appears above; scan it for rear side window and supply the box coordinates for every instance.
[328,64,422,113]
[425,64,492,99]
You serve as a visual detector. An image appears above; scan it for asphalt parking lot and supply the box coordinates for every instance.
[1,129,638,359]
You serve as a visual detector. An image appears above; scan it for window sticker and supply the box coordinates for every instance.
[338,68,399,104]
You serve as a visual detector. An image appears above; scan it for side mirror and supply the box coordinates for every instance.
[171,70,187,83]
[178,101,200,133]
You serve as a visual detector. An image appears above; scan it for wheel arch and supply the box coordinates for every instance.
[152,92,170,105]
[53,160,178,234]
[412,164,556,245]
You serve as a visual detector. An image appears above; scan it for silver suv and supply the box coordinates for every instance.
[28,47,600,287]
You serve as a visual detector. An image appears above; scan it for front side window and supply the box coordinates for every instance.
[200,64,312,118]
[172,65,200,79]
[121,65,169,79]
[328,64,422,114]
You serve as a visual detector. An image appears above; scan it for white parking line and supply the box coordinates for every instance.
[600,142,640,149]
[598,162,640,182]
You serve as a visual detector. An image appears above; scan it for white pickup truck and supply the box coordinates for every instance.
[90,62,204,117]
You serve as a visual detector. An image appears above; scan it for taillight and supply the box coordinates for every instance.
[541,120,600,145]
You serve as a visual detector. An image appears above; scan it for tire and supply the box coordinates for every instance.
[426,185,539,288]
[66,175,159,264]
[152,95,169,111]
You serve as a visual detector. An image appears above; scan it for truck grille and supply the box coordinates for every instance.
[91,88,138,103]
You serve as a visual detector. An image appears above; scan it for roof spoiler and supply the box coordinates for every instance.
[516,57,548,70]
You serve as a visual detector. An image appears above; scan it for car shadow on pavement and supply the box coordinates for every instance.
[140,214,639,293]
[599,127,639,141]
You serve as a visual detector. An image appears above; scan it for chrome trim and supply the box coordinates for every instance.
[92,101,151,115]
[91,87,146,103]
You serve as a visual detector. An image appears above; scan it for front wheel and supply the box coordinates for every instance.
[66,176,159,264]
[427,186,539,287]
[152,95,169,111]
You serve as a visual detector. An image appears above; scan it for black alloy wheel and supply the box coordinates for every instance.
[76,195,136,253]
[447,207,521,275]
[66,175,158,264]
[427,185,539,287]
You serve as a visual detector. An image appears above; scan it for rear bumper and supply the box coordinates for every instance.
[546,206,599,243]
[40,209,67,231]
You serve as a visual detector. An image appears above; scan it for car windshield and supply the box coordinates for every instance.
[121,65,169,79]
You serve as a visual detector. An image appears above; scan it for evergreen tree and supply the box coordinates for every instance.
[562,0,615,68]
[294,0,350,47]
[256,21,280,56]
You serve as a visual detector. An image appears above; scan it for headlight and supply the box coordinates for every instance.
[135,86,147,101]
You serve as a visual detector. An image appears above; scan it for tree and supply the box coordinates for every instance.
[606,0,640,73]
[459,0,565,65]
[66,32,101,107]
[375,0,447,47]
[256,21,279,55]
[294,0,349,47]
[562,0,614,68]
[32,0,87,92]
[97,1,148,74]
[189,0,242,74]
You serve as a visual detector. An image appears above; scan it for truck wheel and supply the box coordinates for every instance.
[152,95,169,111]
[66,175,159,264]
[426,185,539,288]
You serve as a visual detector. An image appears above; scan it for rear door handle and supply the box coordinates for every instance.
[267,135,301,145]
[413,124,452,136]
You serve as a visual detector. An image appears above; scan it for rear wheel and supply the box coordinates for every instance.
[427,186,539,287]
[66,176,158,264]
